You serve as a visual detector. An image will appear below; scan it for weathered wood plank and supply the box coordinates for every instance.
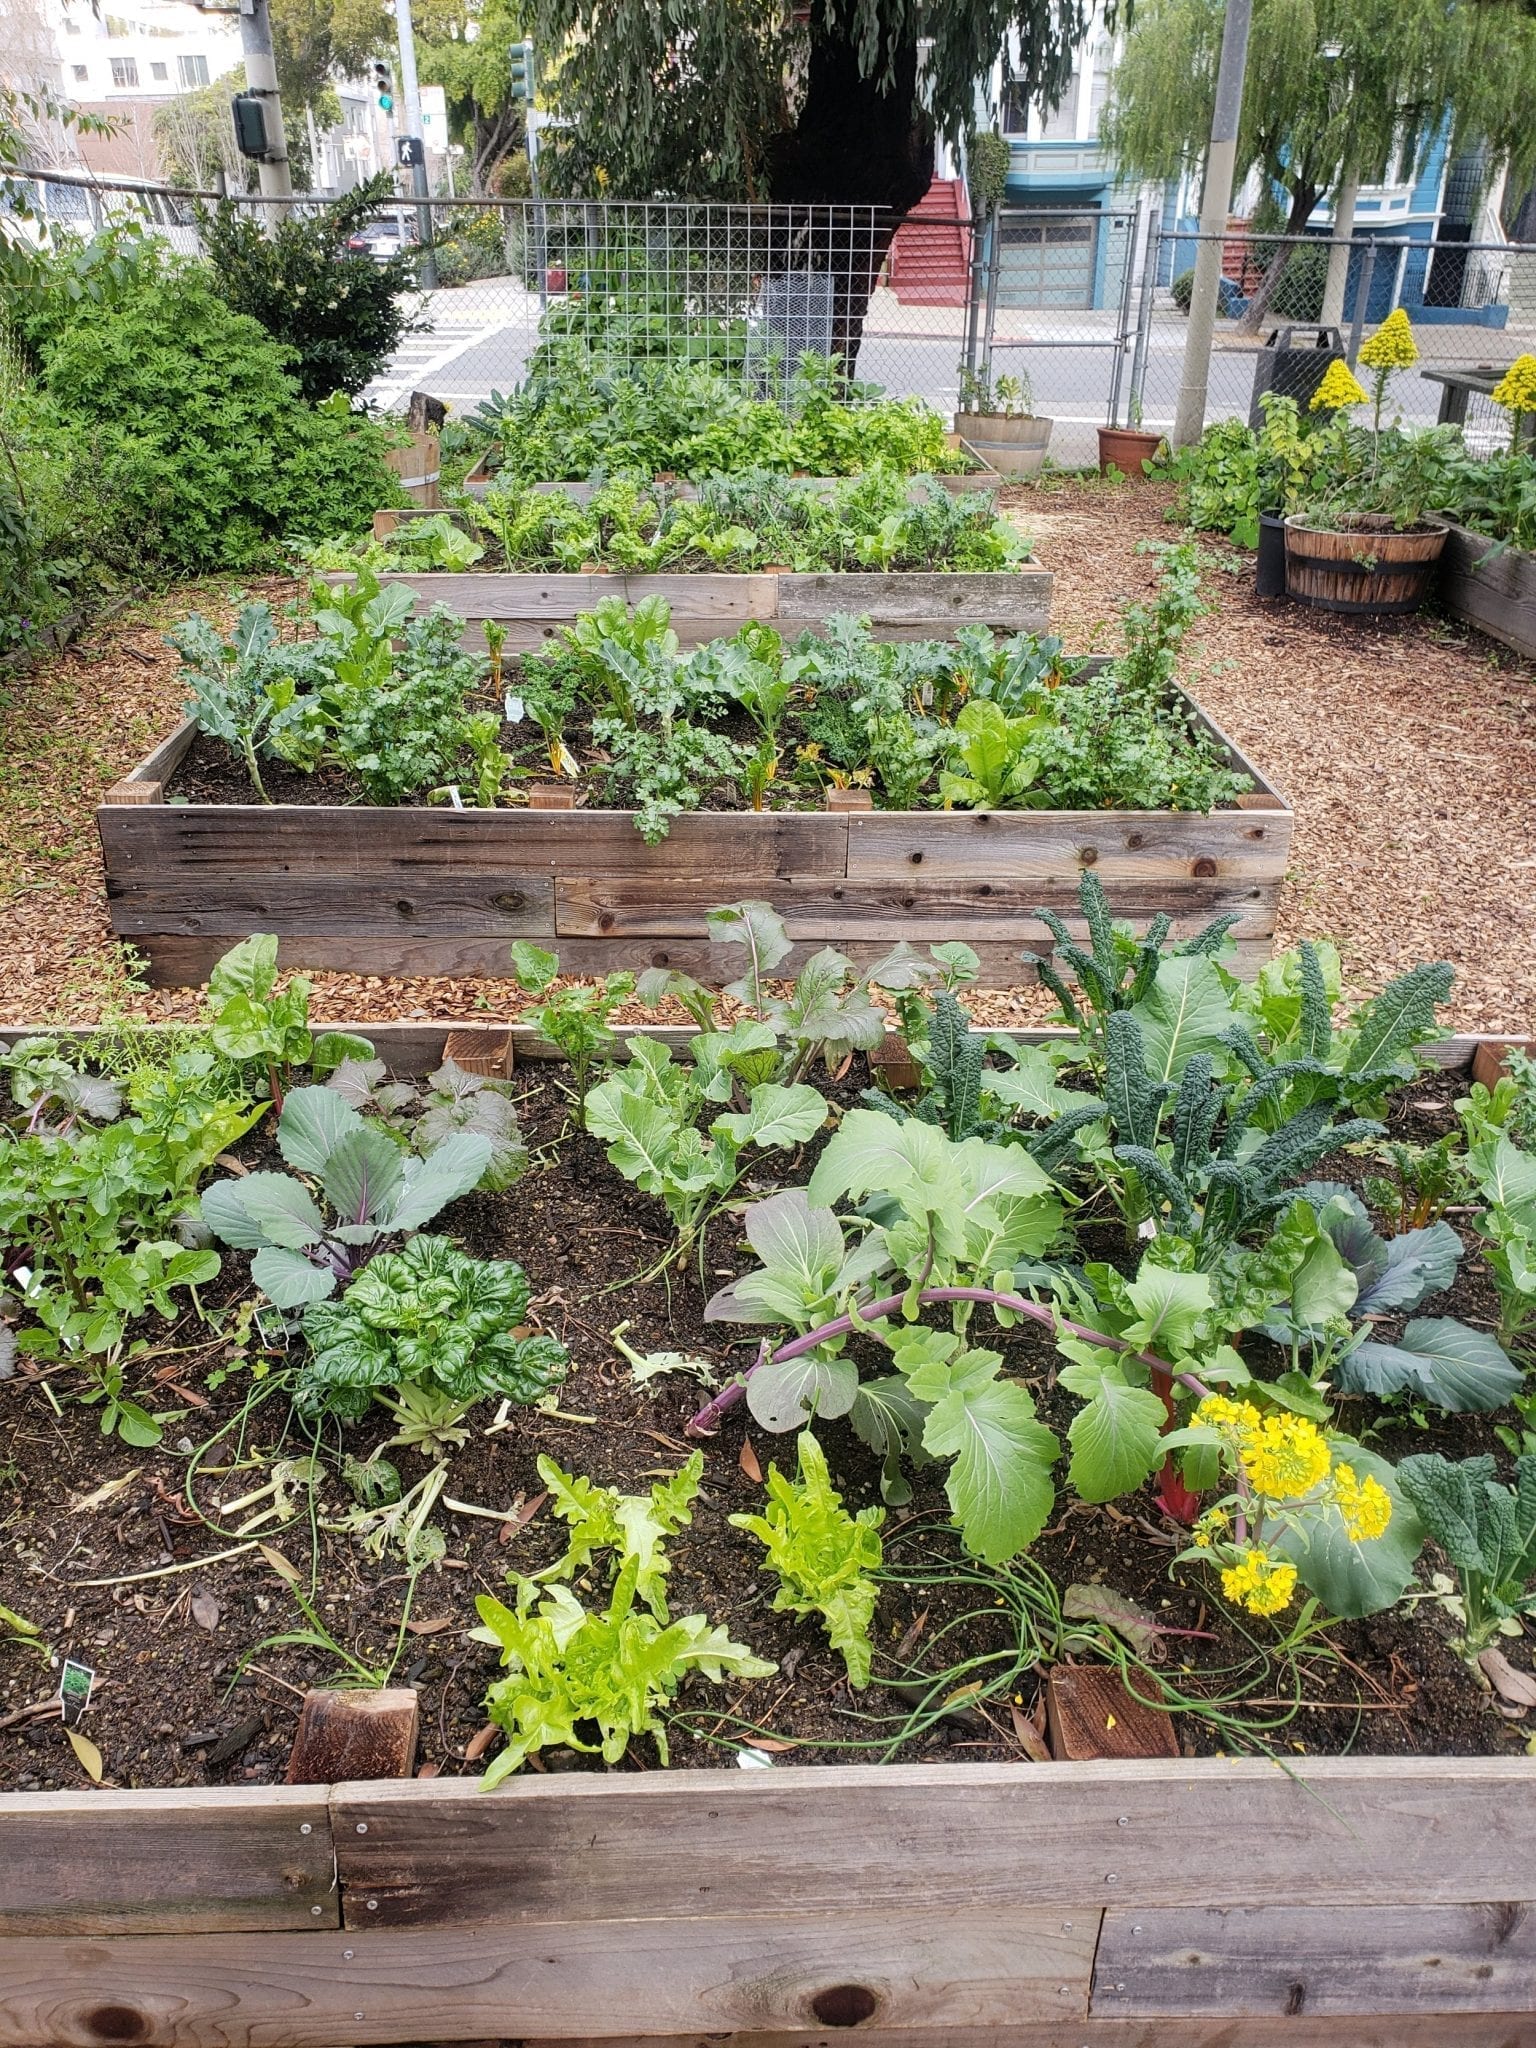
[512,2026,1536,2048]
[98,806,848,882]
[776,569,1050,626]
[0,1911,1097,2046]
[1437,521,1536,659]
[114,717,197,788]
[1093,1903,1536,2018]
[331,1759,1536,1931]
[0,1788,336,1936]
[844,808,1291,882]
[104,874,557,938]
[555,873,1277,943]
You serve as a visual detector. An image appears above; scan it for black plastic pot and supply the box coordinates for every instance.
[1256,513,1287,597]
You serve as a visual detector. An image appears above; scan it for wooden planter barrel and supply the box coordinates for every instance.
[955,413,1054,476]
[98,679,1291,988]
[1435,518,1536,658]
[1283,515,1449,616]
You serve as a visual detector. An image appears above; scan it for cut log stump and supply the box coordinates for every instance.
[284,1688,419,1785]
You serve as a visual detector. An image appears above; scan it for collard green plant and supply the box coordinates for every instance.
[1396,1453,1536,1655]
[297,1234,566,1450]
[731,1430,884,1686]
[199,1085,490,1309]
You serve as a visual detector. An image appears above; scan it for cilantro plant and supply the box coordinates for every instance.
[731,1431,884,1687]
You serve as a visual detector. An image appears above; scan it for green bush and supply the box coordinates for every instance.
[197,173,417,402]
[34,259,403,574]
[1171,268,1195,312]
[435,209,519,289]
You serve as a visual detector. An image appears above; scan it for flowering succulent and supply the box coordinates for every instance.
[1491,354,1536,450]
[1179,1395,1393,1617]
[1310,360,1369,412]
[1358,309,1418,372]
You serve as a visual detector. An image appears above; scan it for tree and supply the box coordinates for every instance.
[526,1,1118,365]
[1103,0,1536,333]
[152,70,255,192]
[269,0,394,121]
[416,0,529,194]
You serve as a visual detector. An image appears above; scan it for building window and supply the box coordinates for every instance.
[150,60,168,79]
[110,56,140,87]
[72,62,89,80]
[1039,70,1080,142]
[178,53,209,87]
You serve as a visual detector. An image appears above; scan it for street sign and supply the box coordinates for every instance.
[395,136,425,168]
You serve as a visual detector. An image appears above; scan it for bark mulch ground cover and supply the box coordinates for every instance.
[0,476,1531,1032]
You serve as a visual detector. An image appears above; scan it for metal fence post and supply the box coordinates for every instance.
[1105,203,1142,427]
[978,201,1002,389]
[1127,211,1158,426]
[1347,240,1377,366]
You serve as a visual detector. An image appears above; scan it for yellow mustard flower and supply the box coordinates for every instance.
[1241,1413,1332,1501]
[1331,1462,1393,1541]
[1191,1505,1230,1551]
[1310,359,1369,412]
[1358,308,1418,372]
[1220,1548,1299,1617]
[1491,354,1536,417]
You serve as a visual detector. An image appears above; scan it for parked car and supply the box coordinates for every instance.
[346,216,417,263]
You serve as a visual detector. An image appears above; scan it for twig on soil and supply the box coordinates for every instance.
[72,1540,259,1587]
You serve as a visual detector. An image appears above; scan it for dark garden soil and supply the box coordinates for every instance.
[1,1057,1528,1795]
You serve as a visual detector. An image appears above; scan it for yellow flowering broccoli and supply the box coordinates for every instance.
[1310,359,1369,412]
[1219,1547,1299,1617]
[1358,309,1418,372]
[1491,354,1536,450]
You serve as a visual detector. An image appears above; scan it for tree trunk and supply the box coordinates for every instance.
[766,0,934,375]
[1236,179,1322,335]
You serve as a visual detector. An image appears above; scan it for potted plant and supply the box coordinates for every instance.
[1097,390,1163,476]
[955,366,1054,476]
[1283,321,1452,616]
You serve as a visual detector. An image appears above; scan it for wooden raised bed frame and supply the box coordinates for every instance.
[1,1023,1527,2048]
[99,659,1291,989]
[1436,518,1536,659]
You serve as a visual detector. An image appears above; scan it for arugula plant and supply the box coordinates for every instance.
[509,942,634,1125]
[199,1085,490,1308]
[584,1037,827,1260]
[1465,1137,1536,1358]
[298,1234,567,1452]
[204,934,371,1114]
[730,1430,884,1687]
[534,1452,704,1621]
[1259,1182,1521,1415]
[1396,1453,1536,1656]
[474,1560,775,1783]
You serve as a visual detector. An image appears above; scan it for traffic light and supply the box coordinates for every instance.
[508,39,535,102]
[230,92,270,160]
[373,59,393,112]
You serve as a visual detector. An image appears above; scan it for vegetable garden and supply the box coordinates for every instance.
[3,191,1536,2048]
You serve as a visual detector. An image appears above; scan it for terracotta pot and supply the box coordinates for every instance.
[1097,426,1163,476]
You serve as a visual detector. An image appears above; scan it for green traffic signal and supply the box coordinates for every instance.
[509,39,534,102]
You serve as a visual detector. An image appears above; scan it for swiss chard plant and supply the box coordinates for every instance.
[204,934,372,1115]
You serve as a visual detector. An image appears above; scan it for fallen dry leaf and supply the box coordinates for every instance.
[738,1437,763,1483]
[189,1586,221,1633]
[1477,1646,1536,1713]
[463,1723,500,1763]
[1010,1701,1052,1763]
[258,1544,302,1585]
[64,1726,104,1782]
[403,1617,456,1636]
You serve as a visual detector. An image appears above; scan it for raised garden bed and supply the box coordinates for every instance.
[1436,518,1536,658]
[463,453,1004,497]
[99,697,1288,987]
[3,1012,1533,2047]
[357,569,1053,651]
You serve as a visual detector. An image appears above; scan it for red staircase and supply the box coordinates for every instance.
[887,178,973,307]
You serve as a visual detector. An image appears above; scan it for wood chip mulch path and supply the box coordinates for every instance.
[0,480,1531,1032]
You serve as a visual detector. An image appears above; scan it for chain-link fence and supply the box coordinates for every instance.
[13,168,1536,465]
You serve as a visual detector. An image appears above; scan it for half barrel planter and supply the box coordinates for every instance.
[1283,515,1449,617]
[100,598,1291,989]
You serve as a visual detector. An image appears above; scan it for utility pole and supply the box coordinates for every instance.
[237,0,292,199]
[1172,0,1254,447]
[392,0,438,289]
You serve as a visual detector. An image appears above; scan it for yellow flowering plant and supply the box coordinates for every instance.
[1309,358,1369,414]
[1490,353,1536,452]
[1357,310,1419,440]
[1171,1394,1393,1619]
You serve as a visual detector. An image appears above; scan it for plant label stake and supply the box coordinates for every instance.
[58,1660,95,1729]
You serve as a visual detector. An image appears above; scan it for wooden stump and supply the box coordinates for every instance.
[284,1689,419,1785]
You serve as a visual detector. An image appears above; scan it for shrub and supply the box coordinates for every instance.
[197,172,418,402]
[35,259,403,574]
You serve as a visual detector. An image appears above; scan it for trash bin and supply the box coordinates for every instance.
[1249,324,1345,427]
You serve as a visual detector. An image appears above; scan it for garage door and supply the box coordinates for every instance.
[997,212,1098,309]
